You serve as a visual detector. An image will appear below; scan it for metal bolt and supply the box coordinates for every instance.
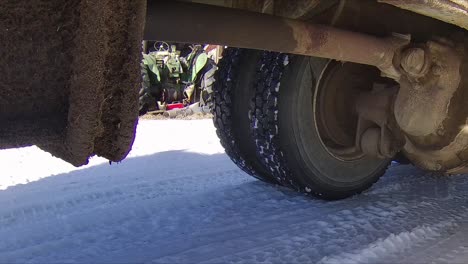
[432,65,443,76]
[401,47,426,76]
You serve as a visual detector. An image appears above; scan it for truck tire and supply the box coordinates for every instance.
[212,48,277,183]
[251,52,390,199]
[139,63,158,116]
[138,83,162,116]
[197,58,217,108]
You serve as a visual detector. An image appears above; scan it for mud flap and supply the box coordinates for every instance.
[0,0,146,166]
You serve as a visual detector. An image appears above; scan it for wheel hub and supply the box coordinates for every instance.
[314,61,387,161]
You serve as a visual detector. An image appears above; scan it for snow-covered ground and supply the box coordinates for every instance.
[1,119,468,263]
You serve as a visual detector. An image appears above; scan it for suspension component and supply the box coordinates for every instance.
[355,86,401,159]
[145,0,409,79]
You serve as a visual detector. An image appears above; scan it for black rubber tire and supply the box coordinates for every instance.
[212,48,277,183]
[198,59,217,108]
[138,63,158,116]
[393,152,412,165]
[252,52,390,200]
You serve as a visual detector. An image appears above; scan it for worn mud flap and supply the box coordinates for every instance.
[1,0,146,166]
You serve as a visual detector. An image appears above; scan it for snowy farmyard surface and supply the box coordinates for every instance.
[1,119,468,263]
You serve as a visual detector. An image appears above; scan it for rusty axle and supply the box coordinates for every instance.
[145,0,406,73]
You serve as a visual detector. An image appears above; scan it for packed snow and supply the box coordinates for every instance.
[1,119,468,263]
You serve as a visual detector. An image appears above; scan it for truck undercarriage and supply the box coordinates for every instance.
[1,0,467,199]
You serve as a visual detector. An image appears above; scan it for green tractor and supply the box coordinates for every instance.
[139,41,217,116]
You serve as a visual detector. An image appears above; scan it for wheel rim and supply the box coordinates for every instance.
[313,60,382,161]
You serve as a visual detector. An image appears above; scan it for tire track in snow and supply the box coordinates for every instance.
[2,121,468,263]
[319,221,459,264]
[148,169,468,264]
[0,155,243,230]
[151,197,468,264]
[3,167,468,263]
[397,222,468,264]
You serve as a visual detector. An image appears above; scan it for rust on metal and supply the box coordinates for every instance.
[400,47,429,77]
[379,0,468,30]
[394,40,463,137]
[355,87,401,159]
[286,20,408,78]
[146,0,407,77]
[394,39,468,172]
[404,128,468,172]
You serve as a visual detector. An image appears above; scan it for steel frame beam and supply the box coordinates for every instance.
[145,0,407,77]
